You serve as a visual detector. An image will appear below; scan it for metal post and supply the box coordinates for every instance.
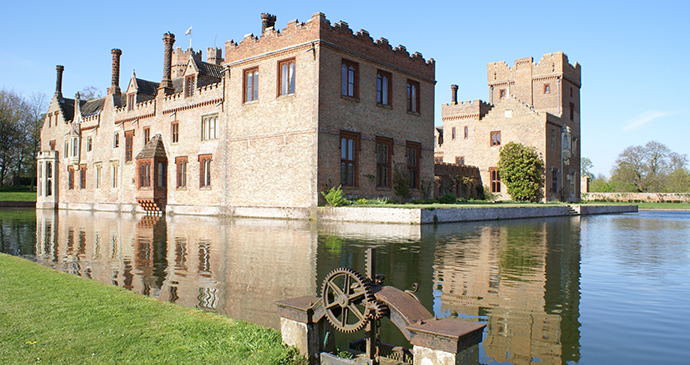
[365,248,378,364]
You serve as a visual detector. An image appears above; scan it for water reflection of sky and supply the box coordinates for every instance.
[2,208,689,364]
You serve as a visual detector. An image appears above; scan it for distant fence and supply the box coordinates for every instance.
[581,192,690,203]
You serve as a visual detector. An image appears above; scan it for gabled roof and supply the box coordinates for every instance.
[172,78,183,92]
[194,60,224,79]
[135,78,160,96]
[81,97,105,116]
[58,98,75,122]
[135,134,167,160]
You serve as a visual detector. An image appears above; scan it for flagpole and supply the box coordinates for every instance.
[185,25,192,50]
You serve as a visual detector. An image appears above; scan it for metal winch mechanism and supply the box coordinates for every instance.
[320,248,399,364]
[276,248,486,365]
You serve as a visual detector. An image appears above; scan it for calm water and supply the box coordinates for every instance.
[1,208,689,364]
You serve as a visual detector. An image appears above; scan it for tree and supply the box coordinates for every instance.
[16,92,47,185]
[498,142,545,202]
[79,86,102,100]
[0,88,47,186]
[610,145,646,191]
[581,157,594,179]
[589,174,614,192]
[610,141,689,192]
[0,89,24,185]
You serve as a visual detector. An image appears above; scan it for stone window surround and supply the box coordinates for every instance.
[201,114,218,141]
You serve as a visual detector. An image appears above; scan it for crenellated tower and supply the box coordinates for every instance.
[487,52,581,119]
[172,47,202,79]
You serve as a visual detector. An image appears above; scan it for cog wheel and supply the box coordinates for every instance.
[321,267,374,333]
[368,299,389,320]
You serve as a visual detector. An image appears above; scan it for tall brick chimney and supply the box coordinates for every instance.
[261,13,277,33]
[55,65,64,98]
[110,48,122,95]
[451,84,458,104]
[159,32,175,95]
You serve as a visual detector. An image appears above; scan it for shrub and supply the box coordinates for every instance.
[439,193,457,204]
[352,198,368,205]
[481,185,496,202]
[368,197,390,205]
[393,163,412,201]
[497,142,545,202]
[321,185,349,207]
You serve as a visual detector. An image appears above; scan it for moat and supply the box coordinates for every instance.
[2,208,689,364]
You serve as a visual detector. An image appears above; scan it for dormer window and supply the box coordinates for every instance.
[127,94,135,111]
[185,75,195,97]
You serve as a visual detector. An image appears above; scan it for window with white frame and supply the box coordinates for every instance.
[201,114,218,141]
[279,59,296,96]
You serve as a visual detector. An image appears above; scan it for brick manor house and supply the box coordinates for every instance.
[435,52,581,202]
[36,13,436,217]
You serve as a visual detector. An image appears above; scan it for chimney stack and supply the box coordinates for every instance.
[451,84,458,104]
[110,48,122,95]
[159,32,175,95]
[55,65,64,98]
[261,13,277,33]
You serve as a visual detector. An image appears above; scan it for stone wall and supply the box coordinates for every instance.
[582,192,690,203]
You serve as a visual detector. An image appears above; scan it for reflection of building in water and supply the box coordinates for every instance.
[35,211,317,329]
[431,218,581,365]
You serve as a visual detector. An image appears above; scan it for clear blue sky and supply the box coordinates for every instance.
[1,0,688,176]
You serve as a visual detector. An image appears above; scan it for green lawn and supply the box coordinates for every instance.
[0,254,304,365]
[0,191,36,202]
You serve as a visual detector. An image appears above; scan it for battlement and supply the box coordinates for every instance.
[172,47,202,79]
[441,99,492,121]
[224,12,434,79]
[488,52,580,85]
[161,81,222,103]
[114,98,156,114]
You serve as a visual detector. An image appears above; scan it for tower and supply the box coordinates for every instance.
[487,52,581,120]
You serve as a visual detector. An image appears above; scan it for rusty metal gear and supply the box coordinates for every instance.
[367,299,389,320]
[321,267,374,333]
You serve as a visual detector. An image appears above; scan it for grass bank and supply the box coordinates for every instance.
[0,254,304,364]
[0,191,36,202]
